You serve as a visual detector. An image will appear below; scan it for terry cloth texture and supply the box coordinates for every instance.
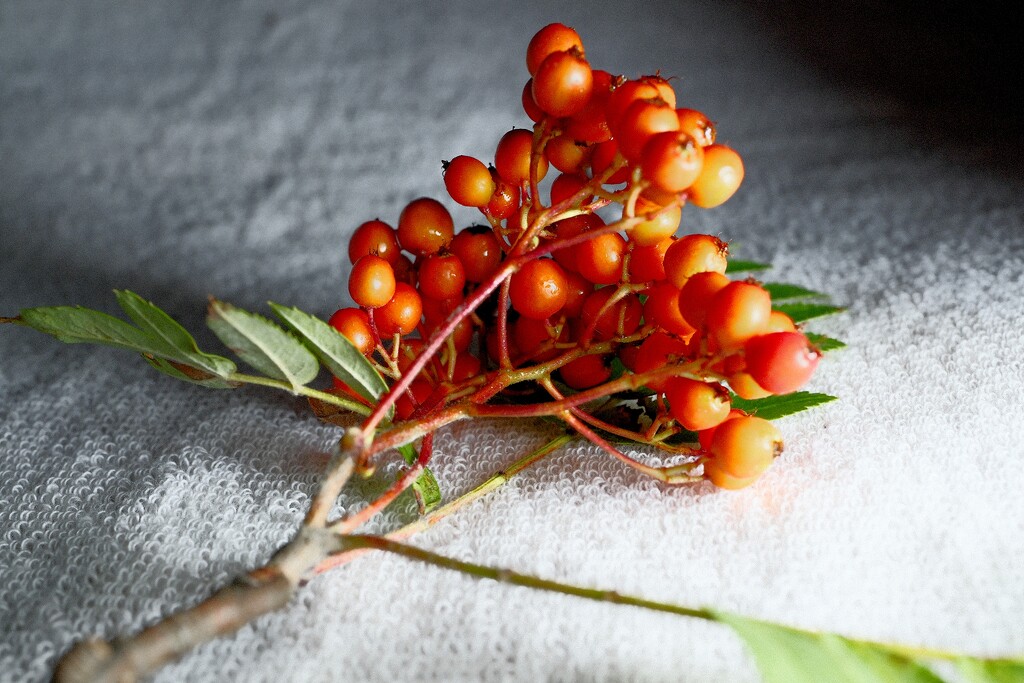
[1,1,1022,681]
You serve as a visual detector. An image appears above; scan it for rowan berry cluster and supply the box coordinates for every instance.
[330,23,821,490]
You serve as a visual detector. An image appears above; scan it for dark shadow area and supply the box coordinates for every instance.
[741,0,1023,182]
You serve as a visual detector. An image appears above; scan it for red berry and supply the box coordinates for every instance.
[744,331,821,394]
[532,48,594,118]
[397,197,454,256]
[675,108,716,147]
[678,270,730,328]
[640,130,705,194]
[709,415,782,479]
[559,354,612,389]
[328,308,374,356]
[688,144,744,209]
[418,253,466,301]
[510,259,568,320]
[643,281,696,339]
[526,23,584,76]
[614,97,680,161]
[375,282,422,336]
[577,232,627,285]
[663,234,729,288]
[495,128,547,186]
[665,377,731,431]
[449,227,502,283]
[349,254,397,308]
[349,219,400,265]
[705,281,772,349]
[444,156,496,208]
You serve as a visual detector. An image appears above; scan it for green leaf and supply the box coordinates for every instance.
[207,299,318,391]
[763,283,828,301]
[730,391,837,420]
[268,303,388,406]
[958,657,1024,683]
[145,356,240,389]
[115,290,236,377]
[805,332,847,352]
[716,611,945,683]
[18,305,167,353]
[726,259,771,274]
[773,302,846,323]
[398,443,442,514]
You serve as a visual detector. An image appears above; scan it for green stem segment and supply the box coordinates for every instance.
[338,533,713,621]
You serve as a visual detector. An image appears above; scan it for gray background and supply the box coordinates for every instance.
[2,1,1022,681]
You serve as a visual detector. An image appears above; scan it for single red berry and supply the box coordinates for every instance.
[627,237,673,283]
[709,415,783,479]
[639,74,677,109]
[532,48,594,118]
[449,227,502,283]
[545,135,591,174]
[577,232,627,285]
[349,219,400,265]
[614,97,680,161]
[349,254,397,308]
[495,128,548,186]
[688,144,744,209]
[526,23,584,76]
[328,308,374,356]
[744,331,821,394]
[397,197,454,256]
[375,282,422,336]
[643,281,696,339]
[509,258,568,320]
[630,197,682,247]
[675,108,716,147]
[559,354,612,389]
[395,378,435,421]
[444,156,496,208]
[418,252,466,301]
[705,281,772,349]
[640,130,705,194]
[549,172,591,206]
[487,172,521,220]
[663,234,729,288]
[665,377,731,431]
[678,270,731,329]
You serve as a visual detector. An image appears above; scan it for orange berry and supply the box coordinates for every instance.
[559,354,612,389]
[663,234,729,288]
[532,48,594,118]
[397,197,454,256]
[665,378,731,431]
[328,308,374,356]
[675,108,716,147]
[545,135,591,174]
[449,227,502,283]
[614,97,680,161]
[577,232,627,285]
[526,23,584,76]
[495,128,547,186]
[640,130,705,193]
[630,198,682,247]
[627,237,673,283]
[444,156,496,208]
[678,270,730,329]
[349,254,397,308]
[688,144,744,209]
[510,259,568,320]
[706,281,772,349]
[580,288,642,340]
[643,282,696,338]
[708,415,782,479]
[349,219,400,265]
[375,282,422,336]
